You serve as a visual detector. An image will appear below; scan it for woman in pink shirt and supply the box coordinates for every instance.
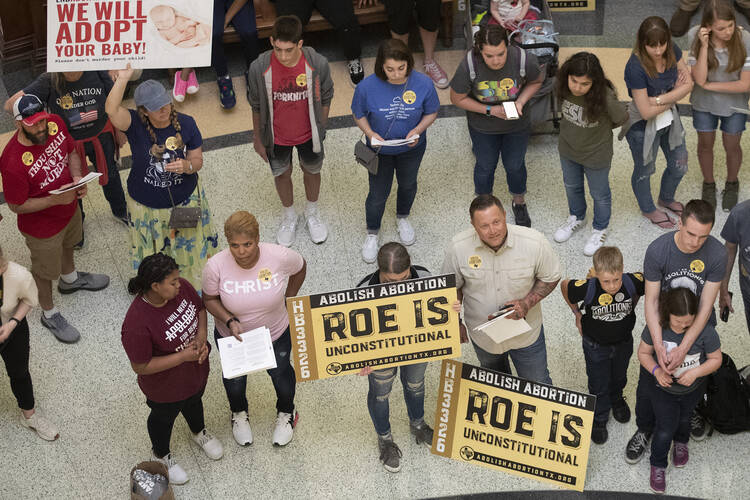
[202,211,306,448]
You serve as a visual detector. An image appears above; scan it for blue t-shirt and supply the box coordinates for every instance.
[624,43,683,98]
[125,109,202,209]
[351,71,440,155]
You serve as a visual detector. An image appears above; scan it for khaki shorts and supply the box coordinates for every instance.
[22,206,83,281]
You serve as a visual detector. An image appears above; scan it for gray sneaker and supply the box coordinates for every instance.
[40,313,81,343]
[378,438,402,473]
[57,271,110,294]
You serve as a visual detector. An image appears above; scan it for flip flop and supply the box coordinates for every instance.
[643,212,676,229]
[657,200,684,216]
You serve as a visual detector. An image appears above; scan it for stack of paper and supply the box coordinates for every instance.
[371,135,419,147]
[49,172,102,194]
[217,327,277,379]
[474,309,532,344]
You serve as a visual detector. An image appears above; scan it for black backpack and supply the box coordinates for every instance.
[696,353,750,434]
[581,274,640,309]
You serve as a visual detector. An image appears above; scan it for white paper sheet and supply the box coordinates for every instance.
[48,172,102,194]
[371,135,419,147]
[217,327,277,379]
[655,109,673,131]
[474,309,532,344]
[502,101,519,120]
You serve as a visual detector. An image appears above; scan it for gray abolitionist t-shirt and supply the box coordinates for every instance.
[450,45,541,134]
[687,25,750,116]
[641,323,720,395]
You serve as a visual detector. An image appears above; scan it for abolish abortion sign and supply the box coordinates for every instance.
[432,360,595,491]
[287,275,460,381]
[47,0,212,71]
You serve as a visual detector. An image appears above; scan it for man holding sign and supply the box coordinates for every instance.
[443,194,561,384]
[356,242,435,473]
[0,95,110,343]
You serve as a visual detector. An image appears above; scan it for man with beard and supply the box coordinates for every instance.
[0,95,110,343]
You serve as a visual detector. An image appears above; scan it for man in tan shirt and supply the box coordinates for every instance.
[442,195,561,384]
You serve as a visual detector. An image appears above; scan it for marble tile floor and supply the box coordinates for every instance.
[0,113,749,499]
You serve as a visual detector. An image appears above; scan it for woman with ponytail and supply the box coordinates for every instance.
[688,0,750,211]
[105,66,218,290]
[122,253,223,485]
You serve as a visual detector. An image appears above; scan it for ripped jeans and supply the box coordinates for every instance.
[367,362,427,437]
[625,121,688,213]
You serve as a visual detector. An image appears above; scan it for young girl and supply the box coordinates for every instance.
[490,0,539,31]
[623,16,693,229]
[637,287,721,494]
[553,52,628,256]
[688,0,750,212]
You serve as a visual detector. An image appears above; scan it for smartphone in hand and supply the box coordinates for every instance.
[721,291,733,323]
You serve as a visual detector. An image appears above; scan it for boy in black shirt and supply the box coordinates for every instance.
[561,246,645,444]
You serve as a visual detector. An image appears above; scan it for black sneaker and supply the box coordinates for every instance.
[591,421,608,445]
[410,423,434,446]
[690,411,709,441]
[378,438,402,473]
[217,76,236,109]
[625,429,651,464]
[347,58,365,87]
[512,202,531,227]
[612,398,631,424]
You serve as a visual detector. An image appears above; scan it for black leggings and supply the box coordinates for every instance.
[0,318,34,411]
[383,0,441,35]
[146,388,206,458]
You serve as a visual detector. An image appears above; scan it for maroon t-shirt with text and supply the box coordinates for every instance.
[121,279,210,403]
[271,52,312,146]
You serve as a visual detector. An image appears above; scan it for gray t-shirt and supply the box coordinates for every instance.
[720,199,750,287]
[642,323,720,395]
[450,46,541,134]
[687,25,750,116]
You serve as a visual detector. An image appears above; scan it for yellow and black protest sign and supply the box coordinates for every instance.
[549,0,596,11]
[287,274,460,381]
[432,360,595,491]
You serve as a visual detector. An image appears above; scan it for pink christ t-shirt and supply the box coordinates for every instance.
[202,244,304,340]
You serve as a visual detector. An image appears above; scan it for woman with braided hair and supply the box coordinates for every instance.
[105,67,218,290]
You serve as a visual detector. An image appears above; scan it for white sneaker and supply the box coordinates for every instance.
[276,215,298,247]
[305,210,328,244]
[191,428,223,460]
[396,217,416,245]
[553,215,584,243]
[362,234,379,264]
[19,411,59,441]
[583,228,608,256]
[152,452,188,485]
[232,411,253,446]
[272,410,298,446]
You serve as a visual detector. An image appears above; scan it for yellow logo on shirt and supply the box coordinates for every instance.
[599,293,613,306]
[690,260,705,273]
[47,121,58,135]
[574,279,586,287]
[165,136,178,151]
[402,90,416,105]
[634,272,644,281]
[59,94,73,110]
[296,74,307,87]
[22,152,34,165]
[468,255,482,269]
[258,268,273,282]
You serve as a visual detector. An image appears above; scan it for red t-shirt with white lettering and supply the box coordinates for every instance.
[271,52,312,146]
[121,279,210,403]
[0,115,77,238]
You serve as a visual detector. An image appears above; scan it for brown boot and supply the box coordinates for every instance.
[670,8,695,37]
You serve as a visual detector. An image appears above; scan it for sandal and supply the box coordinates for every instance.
[643,211,676,229]
[657,199,684,216]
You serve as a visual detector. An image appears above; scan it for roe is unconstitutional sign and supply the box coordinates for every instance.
[432,360,595,491]
[47,0,212,72]
[287,274,461,381]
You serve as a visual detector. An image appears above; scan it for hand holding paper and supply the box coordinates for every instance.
[217,327,277,379]
[370,135,420,147]
[49,172,102,194]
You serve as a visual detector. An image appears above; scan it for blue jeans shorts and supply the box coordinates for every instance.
[692,110,746,135]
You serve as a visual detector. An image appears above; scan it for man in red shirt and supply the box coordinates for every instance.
[0,95,110,343]
[247,15,334,247]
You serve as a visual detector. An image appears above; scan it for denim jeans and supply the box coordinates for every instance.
[213,326,296,414]
[83,131,127,218]
[648,379,705,468]
[367,362,427,436]
[559,156,612,230]
[582,336,633,423]
[471,326,552,384]
[213,0,258,75]
[146,388,206,458]
[468,125,529,196]
[366,141,426,231]
[634,366,655,433]
[625,121,688,213]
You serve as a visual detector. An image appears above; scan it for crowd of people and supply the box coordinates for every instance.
[0,0,749,496]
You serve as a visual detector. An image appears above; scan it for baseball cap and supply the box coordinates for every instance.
[134,80,171,112]
[13,95,50,126]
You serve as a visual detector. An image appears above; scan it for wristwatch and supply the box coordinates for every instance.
[485,105,492,116]
[226,316,239,328]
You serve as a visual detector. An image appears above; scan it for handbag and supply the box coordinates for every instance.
[353,79,409,175]
[166,181,201,229]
